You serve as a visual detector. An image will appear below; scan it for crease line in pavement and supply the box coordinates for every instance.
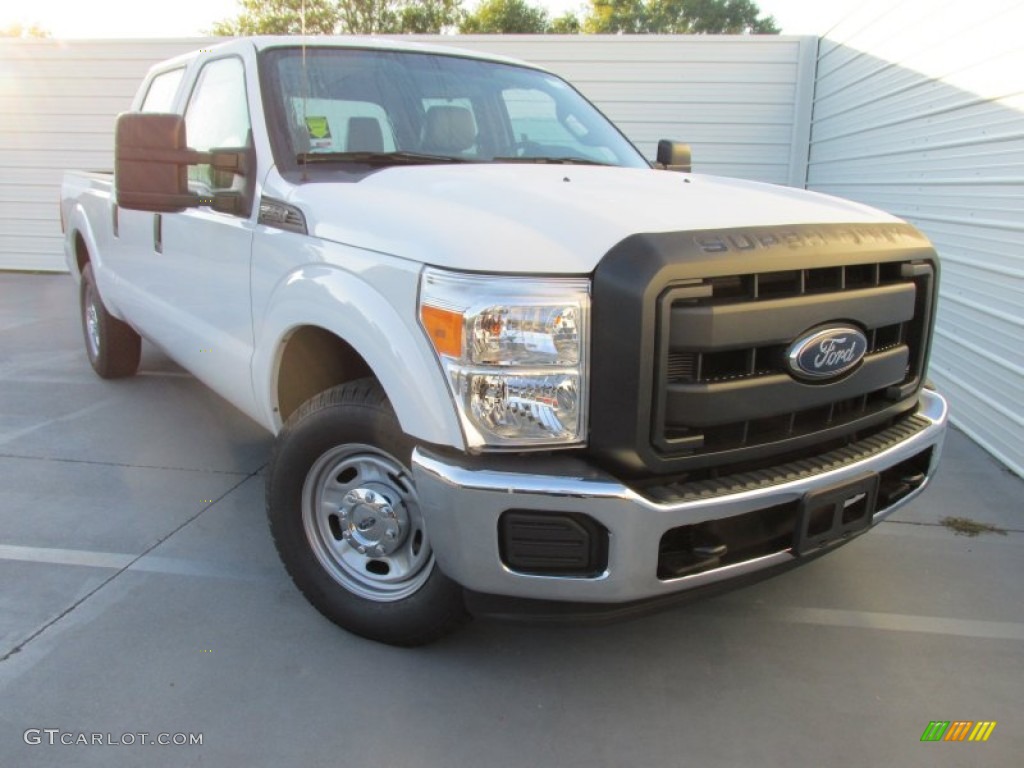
[0,398,115,446]
[3,536,1023,643]
[0,452,253,476]
[0,543,275,582]
[760,605,1024,641]
[881,519,1024,534]
[0,465,265,664]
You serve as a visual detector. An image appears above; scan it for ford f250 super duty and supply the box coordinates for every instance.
[60,37,948,645]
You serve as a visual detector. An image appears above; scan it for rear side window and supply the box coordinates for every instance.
[140,68,185,113]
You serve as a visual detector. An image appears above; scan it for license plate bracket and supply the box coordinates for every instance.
[793,473,880,556]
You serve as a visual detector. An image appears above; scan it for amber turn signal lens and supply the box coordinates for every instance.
[420,305,463,358]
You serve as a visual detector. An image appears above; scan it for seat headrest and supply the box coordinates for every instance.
[347,117,384,153]
[421,106,476,154]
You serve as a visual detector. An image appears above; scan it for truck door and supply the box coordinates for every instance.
[104,66,186,327]
[155,55,259,416]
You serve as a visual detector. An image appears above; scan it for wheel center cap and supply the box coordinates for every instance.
[339,488,404,556]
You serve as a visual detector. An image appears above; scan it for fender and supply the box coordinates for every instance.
[252,263,464,449]
[67,198,140,325]
[64,196,136,323]
[64,201,101,281]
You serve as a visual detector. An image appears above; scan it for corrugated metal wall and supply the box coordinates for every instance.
[0,38,215,271]
[0,34,815,273]
[806,0,1024,476]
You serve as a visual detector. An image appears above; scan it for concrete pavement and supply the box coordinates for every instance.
[1,272,1021,767]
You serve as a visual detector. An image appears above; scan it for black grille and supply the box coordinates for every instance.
[667,325,905,385]
[653,261,934,462]
[588,222,939,477]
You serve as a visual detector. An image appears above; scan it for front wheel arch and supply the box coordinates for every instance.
[252,265,465,448]
[274,326,372,424]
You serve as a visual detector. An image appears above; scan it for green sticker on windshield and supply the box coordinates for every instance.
[305,116,331,140]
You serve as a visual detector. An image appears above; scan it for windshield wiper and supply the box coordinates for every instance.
[490,156,612,166]
[296,151,473,166]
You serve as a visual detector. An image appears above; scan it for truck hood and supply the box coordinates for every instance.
[289,165,901,273]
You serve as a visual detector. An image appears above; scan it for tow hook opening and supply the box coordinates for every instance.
[657,446,935,580]
[658,530,727,579]
[877,449,932,507]
[658,501,799,580]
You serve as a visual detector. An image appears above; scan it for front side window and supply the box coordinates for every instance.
[261,47,647,170]
[184,57,251,194]
[140,68,184,113]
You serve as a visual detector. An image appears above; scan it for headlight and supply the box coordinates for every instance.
[419,267,590,449]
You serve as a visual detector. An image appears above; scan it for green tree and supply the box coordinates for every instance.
[1,22,51,37]
[460,0,549,33]
[398,0,465,33]
[211,0,340,34]
[211,0,463,35]
[583,0,647,33]
[336,0,398,32]
[548,12,582,33]
[584,0,778,34]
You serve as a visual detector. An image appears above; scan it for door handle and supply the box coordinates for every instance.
[153,213,162,253]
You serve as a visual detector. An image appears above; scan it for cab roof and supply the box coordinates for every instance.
[155,35,541,73]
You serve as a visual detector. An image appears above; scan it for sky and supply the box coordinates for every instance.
[2,0,863,38]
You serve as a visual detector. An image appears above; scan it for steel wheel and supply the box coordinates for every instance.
[78,263,141,379]
[302,444,433,602]
[268,379,467,645]
[83,280,102,360]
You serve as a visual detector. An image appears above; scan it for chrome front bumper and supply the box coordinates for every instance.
[412,389,948,603]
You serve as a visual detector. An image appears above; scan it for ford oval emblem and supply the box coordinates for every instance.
[787,326,868,381]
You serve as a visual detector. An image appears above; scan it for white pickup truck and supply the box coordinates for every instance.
[61,37,948,645]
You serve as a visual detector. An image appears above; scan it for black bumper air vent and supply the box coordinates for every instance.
[499,511,609,578]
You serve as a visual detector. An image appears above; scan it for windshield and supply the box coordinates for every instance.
[260,47,649,170]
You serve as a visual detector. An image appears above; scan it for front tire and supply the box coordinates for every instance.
[267,379,467,646]
[80,263,141,379]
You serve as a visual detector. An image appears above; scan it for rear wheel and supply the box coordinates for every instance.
[80,263,141,379]
[267,379,467,646]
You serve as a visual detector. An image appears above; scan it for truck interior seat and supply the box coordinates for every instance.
[347,117,384,153]
[421,106,476,155]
